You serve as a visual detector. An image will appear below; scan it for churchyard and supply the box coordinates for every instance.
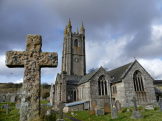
[4,34,162,121]
[1,102,162,121]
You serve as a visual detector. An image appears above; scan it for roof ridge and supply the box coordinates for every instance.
[108,62,133,73]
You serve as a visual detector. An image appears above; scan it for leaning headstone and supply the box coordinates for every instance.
[6,35,58,121]
[96,109,104,116]
[115,100,121,112]
[111,106,118,119]
[159,98,162,112]
[131,97,143,119]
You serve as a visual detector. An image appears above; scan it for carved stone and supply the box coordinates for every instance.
[6,35,58,121]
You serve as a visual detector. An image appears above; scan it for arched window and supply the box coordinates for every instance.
[74,39,79,47]
[133,71,144,92]
[98,75,108,96]
[133,70,147,104]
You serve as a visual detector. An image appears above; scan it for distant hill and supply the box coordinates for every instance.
[0,83,22,94]
[0,83,51,99]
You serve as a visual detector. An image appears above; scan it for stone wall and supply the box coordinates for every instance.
[122,61,157,107]
[112,82,126,107]
[78,82,90,101]
[89,68,111,109]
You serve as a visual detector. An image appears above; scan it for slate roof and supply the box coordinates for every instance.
[107,62,133,83]
[78,70,97,85]
[66,75,82,85]
[78,61,135,85]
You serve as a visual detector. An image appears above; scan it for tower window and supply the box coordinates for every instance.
[74,39,79,47]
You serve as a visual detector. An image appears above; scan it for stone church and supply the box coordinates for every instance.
[52,20,157,110]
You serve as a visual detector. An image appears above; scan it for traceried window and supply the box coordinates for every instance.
[133,70,147,104]
[98,75,108,96]
[74,39,79,47]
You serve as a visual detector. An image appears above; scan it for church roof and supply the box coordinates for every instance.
[107,62,133,83]
[78,70,98,85]
[78,61,137,85]
[66,75,82,85]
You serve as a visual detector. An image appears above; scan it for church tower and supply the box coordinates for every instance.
[61,19,86,76]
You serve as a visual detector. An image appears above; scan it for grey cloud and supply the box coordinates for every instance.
[0,0,162,83]
[51,0,161,58]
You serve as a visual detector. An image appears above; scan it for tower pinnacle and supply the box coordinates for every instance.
[80,21,85,34]
[68,18,72,27]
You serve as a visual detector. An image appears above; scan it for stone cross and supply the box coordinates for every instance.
[6,35,58,121]
[58,102,65,119]
[131,97,137,111]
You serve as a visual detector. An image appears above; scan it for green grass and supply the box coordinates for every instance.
[66,110,162,121]
[0,102,19,121]
[1,103,162,121]
[40,100,49,104]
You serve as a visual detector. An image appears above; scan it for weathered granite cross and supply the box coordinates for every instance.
[6,35,58,121]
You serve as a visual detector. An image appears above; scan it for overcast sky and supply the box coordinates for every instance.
[0,0,162,84]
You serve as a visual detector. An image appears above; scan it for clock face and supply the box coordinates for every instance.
[74,57,79,62]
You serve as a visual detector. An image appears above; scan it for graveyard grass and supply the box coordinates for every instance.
[67,109,162,121]
[1,103,162,121]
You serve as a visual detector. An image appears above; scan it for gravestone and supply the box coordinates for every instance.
[0,95,3,102]
[10,95,16,103]
[115,100,121,112]
[90,100,97,115]
[84,102,90,110]
[4,104,9,114]
[111,106,118,119]
[57,102,65,121]
[159,98,162,112]
[104,103,111,113]
[6,35,58,121]
[96,109,104,116]
[131,97,143,119]
[16,103,21,109]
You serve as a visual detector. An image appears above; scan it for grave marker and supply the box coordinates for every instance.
[131,97,143,119]
[6,35,58,121]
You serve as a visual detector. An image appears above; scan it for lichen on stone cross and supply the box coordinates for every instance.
[6,35,58,121]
